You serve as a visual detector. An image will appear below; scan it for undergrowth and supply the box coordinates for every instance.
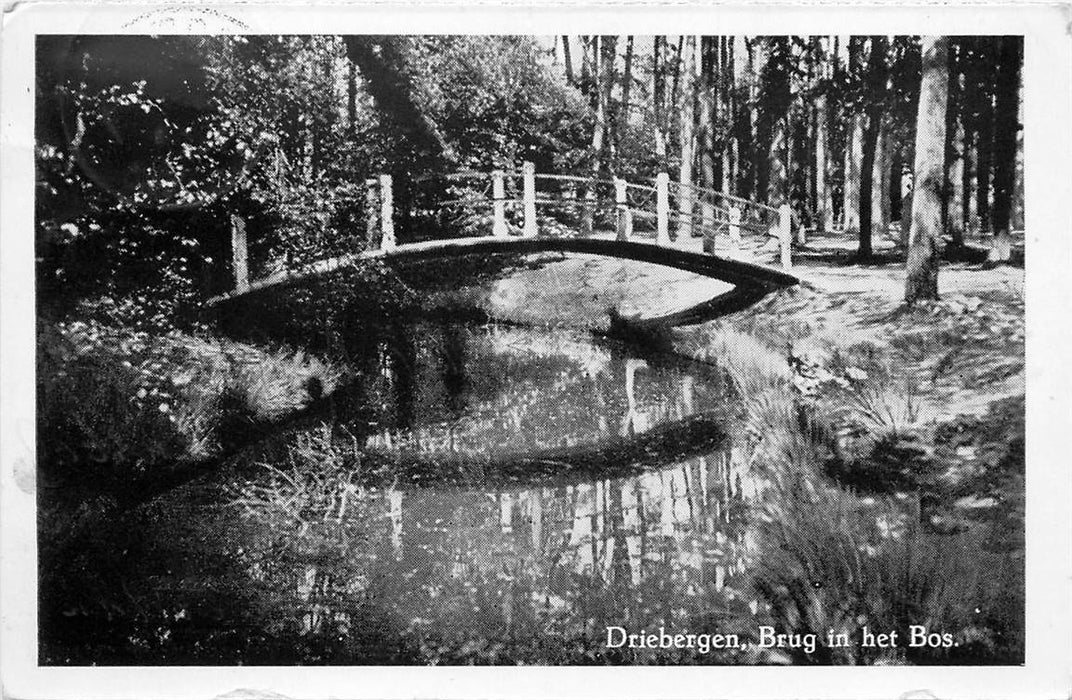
[676,317,1024,665]
[37,319,344,499]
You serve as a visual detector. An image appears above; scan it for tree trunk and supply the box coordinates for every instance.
[858,36,888,257]
[768,115,789,210]
[764,38,792,218]
[653,36,668,170]
[872,116,891,240]
[989,35,1022,263]
[561,36,574,85]
[959,38,978,238]
[890,146,903,223]
[905,36,950,303]
[347,61,357,138]
[621,36,634,116]
[733,36,754,200]
[815,92,833,231]
[601,36,619,170]
[900,183,912,248]
[975,74,994,234]
[940,40,964,249]
[961,124,975,238]
[677,36,697,239]
[947,116,965,248]
[584,36,616,235]
[581,36,594,101]
[843,113,864,235]
[698,37,717,194]
[721,36,736,195]
[752,38,774,204]
[342,36,453,167]
[670,36,685,107]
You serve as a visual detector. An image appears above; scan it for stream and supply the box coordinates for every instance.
[44,316,775,665]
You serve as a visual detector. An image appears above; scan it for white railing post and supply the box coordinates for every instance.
[492,170,508,237]
[778,203,792,269]
[614,178,632,241]
[522,161,537,237]
[364,177,379,248]
[656,172,670,245]
[729,205,742,254]
[702,200,716,254]
[379,174,395,251]
[230,214,249,293]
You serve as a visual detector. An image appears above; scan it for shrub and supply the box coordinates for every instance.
[37,324,186,491]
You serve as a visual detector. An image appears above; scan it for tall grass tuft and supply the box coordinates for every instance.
[229,424,365,535]
[753,480,1022,664]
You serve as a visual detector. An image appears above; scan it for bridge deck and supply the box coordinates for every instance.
[204,234,799,325]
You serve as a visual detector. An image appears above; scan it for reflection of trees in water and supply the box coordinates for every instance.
[212,320,758,661]
[238,440,761,662]
[361,322,730,457]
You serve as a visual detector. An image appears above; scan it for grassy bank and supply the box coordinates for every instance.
[669,258,1025,664]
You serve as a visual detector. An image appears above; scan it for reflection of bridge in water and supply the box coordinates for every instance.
[259,321,769,647]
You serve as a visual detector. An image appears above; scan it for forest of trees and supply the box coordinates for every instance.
[36,34,1023,321]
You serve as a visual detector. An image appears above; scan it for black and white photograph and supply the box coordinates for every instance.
[2,3,1071,698]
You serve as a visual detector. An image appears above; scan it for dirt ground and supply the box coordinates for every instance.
[448,239,1024,424]
[711,256,1025,421]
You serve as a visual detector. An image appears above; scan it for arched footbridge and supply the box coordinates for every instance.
[205,162,800,325]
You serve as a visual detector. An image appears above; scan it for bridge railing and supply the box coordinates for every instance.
[227,162,793,294]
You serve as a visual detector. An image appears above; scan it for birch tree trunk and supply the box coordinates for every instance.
[905,36,950,303]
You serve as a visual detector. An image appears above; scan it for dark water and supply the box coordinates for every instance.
[46,320,770,665]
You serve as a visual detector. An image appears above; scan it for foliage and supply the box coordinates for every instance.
[37,318,344,495]
[409,36,589,172]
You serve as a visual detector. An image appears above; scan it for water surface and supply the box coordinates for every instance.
[43,318,770,665]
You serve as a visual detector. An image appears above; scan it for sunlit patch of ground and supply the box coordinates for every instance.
[423,252,735,329]
[724,257,1024,420]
